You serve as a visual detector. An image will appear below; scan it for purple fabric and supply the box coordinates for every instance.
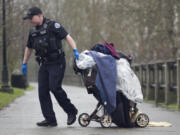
[104,42,120,59]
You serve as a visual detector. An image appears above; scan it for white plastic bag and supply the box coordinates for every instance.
[76,50,96,69]
[116,58,143,103]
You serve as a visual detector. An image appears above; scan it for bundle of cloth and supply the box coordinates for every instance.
[76,42,143,114]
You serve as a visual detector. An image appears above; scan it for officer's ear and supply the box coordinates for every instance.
[37,14,43,18]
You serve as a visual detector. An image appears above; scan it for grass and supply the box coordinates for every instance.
[25,85,34,91]
[159,103,179,111]
[0,85,35,110]
[145,99,180,111]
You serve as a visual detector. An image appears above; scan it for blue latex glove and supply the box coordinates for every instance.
[22,63,27,76]
[73,49,79,60]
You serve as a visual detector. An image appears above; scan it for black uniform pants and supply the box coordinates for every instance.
[38,56,78,122]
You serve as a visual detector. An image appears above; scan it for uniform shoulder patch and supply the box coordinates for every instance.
[54,23,61,28]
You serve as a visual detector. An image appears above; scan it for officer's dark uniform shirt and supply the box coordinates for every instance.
[27,17,68,50]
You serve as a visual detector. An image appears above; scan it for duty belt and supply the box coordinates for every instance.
[36,50,64,65]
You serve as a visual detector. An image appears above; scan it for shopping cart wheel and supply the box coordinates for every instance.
[100,114,112,128]
[78,113,90,127]
[135,113,149,128]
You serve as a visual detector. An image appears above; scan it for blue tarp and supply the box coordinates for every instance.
[88,51,117,114]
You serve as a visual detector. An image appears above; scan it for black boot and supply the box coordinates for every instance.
[67,114,77,125]
[37,120,57,127]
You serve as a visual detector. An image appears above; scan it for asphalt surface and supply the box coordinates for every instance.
[0,83,179,135]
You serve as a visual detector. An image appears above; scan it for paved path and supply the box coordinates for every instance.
[0,83,180,135]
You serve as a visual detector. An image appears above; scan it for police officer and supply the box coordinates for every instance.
[22,7,79,127]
